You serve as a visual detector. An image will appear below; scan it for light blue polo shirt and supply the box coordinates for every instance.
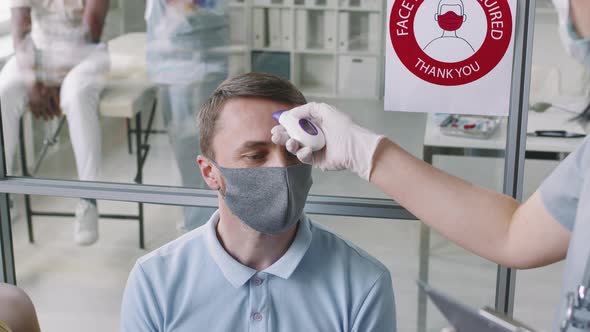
[120,211,396,331]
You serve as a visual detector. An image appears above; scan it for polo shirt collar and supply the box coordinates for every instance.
[205,211,313,288]
[262,214,312,279]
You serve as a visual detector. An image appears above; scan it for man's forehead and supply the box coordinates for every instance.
[240,141,272,149]
[224,97,272,111]
[213,98,287,150]
[219,98,280,126]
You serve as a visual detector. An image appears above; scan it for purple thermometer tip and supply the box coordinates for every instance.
[272,110,286,123]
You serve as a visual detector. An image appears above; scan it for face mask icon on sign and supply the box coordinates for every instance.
[437,10,464,31]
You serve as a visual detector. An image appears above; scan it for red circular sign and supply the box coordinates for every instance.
[389,0,512,86]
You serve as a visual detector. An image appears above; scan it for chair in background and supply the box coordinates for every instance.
[18,33,157,249]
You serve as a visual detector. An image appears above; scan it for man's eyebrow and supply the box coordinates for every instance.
[237,141,271,150]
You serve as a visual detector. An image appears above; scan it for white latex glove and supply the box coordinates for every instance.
[271,102,385,181]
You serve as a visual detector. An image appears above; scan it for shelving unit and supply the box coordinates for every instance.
[227,0,384,99]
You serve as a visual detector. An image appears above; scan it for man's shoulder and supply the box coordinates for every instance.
[307,219,389,278]
[136,224,209,271]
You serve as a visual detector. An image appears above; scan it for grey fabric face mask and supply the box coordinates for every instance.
[212,162,313,235]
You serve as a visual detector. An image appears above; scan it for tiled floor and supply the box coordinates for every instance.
[6,100,565,332]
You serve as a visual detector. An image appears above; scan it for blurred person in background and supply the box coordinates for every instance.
[0,0,110,246]
[145,0,229,232]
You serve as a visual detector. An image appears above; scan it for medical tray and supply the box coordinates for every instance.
[439,115,501,139]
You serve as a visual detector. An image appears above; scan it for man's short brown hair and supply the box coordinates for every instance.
[198,72,307,160]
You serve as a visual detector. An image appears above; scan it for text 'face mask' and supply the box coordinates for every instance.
[213,162,313,235]
[437,11,464,32]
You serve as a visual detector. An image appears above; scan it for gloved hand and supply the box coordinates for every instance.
[271,102,385,181]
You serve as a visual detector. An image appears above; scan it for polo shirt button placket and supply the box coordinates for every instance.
[253,276,264,286]
[249,273,269,331]
[252,312,263,321]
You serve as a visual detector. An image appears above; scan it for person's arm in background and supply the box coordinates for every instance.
[553,0,590,64]
[570,0,590,39]
[47,0,109,115]
[566,0,590,122]
[10,6,59,120]
[11,6,33,73]
[272,103,571,270]
[83,0,110,43]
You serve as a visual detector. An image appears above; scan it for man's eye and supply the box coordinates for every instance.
[245,154,265,160]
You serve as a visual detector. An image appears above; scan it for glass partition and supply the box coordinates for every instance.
[0,0,543,331]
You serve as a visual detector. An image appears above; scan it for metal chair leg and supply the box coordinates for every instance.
[135,101,159,250]
[23,195,33,243]
[16,111,150,248]
[32,117,66,176]
[143,99,158,144]
[134,113,145,249]
[18,119,34,243]
[126,118,132,154]
[139,202,144,250]
[417,223,431,332]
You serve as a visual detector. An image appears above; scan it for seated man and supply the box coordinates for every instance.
[0,283,41,332]
[120,73,396,331]
[1,0,110,245]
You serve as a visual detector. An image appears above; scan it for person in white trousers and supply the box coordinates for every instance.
[0,0,110,245]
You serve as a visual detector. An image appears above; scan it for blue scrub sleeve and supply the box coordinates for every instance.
[539,137,590,231]
[554,0,590,65]
[350,270,396,332]
[120,263,161,332]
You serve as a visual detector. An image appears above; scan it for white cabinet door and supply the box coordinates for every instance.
[281,9,293,49]
[269,8,282,48]
[337,55,378,97]
[368,13,381,53]
[252,9,266,48]
[338,12,349,51]
[325,11,337,50]
[295,10,307,50]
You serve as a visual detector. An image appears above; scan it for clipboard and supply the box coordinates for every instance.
[417,280,536,332]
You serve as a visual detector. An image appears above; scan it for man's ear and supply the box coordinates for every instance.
[463,14,467,22]
[197,155,222,191]
[434,13,438,21]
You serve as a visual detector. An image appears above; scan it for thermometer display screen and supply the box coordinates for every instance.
[299,119,318,136]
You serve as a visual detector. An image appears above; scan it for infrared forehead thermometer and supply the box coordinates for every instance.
[272,110,326,152]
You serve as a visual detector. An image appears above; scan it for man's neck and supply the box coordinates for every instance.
[216,203,299,271]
